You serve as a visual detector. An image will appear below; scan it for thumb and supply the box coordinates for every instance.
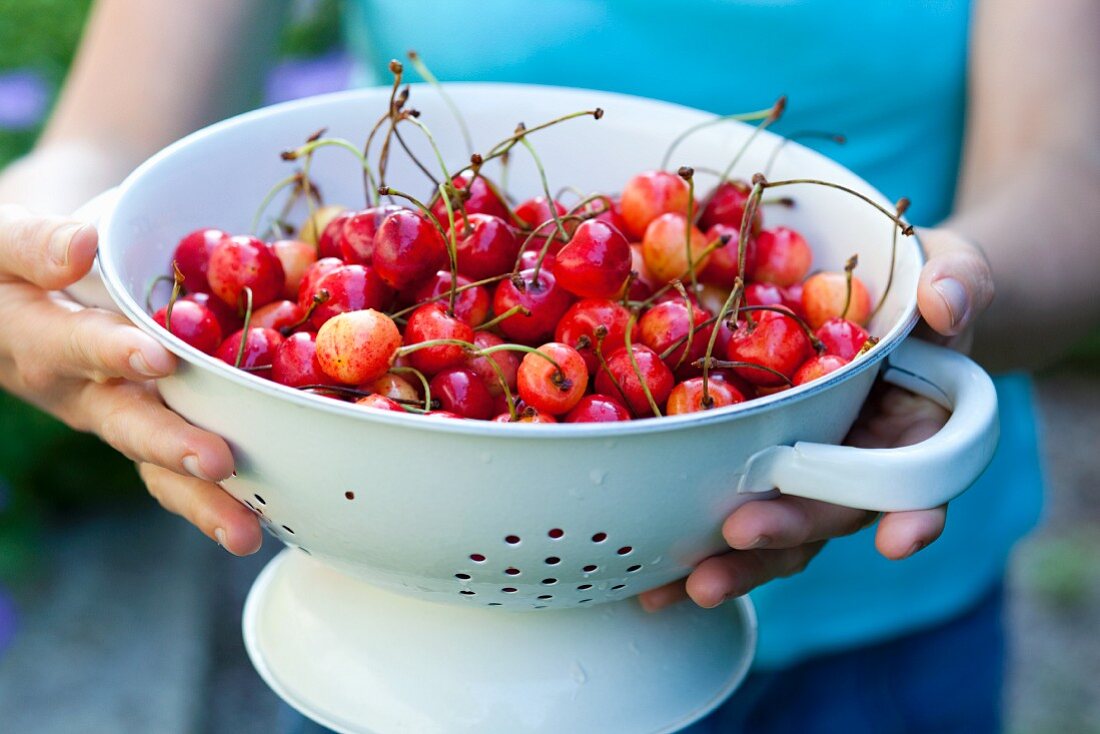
[0,204,99,290]
[915,227,995,338]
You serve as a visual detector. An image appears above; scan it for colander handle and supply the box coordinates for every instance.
[62,188,122,312]
[737,338,999,512]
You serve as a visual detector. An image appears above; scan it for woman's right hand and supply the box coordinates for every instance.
[0,204,262,555]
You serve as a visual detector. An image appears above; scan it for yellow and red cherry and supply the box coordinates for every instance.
[516,342,588,415]
[641,213,709,284]
[793,353,849,385]
[753,227,812,286]
[801,271,872,328]
[271,239,317,300]
[315,309,401,385]
[355,393,406,412]
[620,170,691,239]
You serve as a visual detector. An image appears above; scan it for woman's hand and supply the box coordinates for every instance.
[0,205,262,555]
[639,227,995,611]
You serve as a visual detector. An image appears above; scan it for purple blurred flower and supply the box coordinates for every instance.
[0,589,15,655]
[264,52,354,105]
[0,69,50,130]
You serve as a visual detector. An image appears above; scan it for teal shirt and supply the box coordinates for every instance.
[346,0,1043,668]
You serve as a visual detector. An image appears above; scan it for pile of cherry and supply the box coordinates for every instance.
[150,75,905,423]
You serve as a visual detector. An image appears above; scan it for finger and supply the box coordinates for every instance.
[637,580,689,612]
[685,543,825,608]
[138,463,262,556]
[77,382,235,481]
[0,204,98,290]
[915,227,994,338]
[876,506,947,560]
[722,496,874,550]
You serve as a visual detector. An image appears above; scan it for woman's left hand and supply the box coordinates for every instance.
[638,227,995,611]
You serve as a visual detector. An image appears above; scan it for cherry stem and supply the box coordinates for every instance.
[759,176,914,235]
[761,196,796,208]
[515,129,567,241]
[280,289,330,336]
[407,49,473,156]
[592,325,634,416]
[634,234,729,309]
[692,357,793,386]
[450,109,603,180]
[841,254,858,319]
[391,124,440,187]
[475,304,530,332]
[522,213,590,280]
[679,166,700,293]
[477,342,563,377]
[856,336,880,358]
[737,180,766,284]
[716,96,787,184]
[762,130,846,179]
[671,281,697,371]
[252,172,302,237]
[234,286,254,369]
[660,103,777,171]
[145,274,175,314]
[475,348,518,420]
[435,182,462,315]
[164,262,185,333]
[870,197,910,321]
[389,273,510,320]
[700,277,743,406]
[623,311,662,417]
[362,66,405,204]
[388,365,433,412]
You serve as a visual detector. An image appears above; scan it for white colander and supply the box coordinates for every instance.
[77,84,999,734]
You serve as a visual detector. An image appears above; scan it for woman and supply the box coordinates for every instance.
[1,1,1096,731]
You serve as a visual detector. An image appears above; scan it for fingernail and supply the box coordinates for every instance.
[743,535,770,550]
[129,351,163,378]
[214,527,228,548]
[182,454,214,482]
[903,540,926,559]
[932,277,969,328]
[49,223,84,266]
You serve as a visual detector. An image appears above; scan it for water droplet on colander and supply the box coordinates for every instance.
[588,469,607,485]
[603,439,618,450]
[571,661,588,685]
[480,452,493,464]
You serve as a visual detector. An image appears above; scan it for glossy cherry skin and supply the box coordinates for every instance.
[492,268,575,344]
[793,353,849,386]
[215,327,284,378]
[271,239,317,300]
[339,205,405,265]
[301,205,347,248]
[315,309,401,385]
[403,302,475,376]
[595,344,674,417]
[448,213,521,281]
[726,309,812,386]
[516,342,588,415]
[272,331,339,388]
[296,257,344,308]
[308,264,394,330]
[430,367,495,420]
[153,300,222,354]
[801,271,872,328]
[564,394,632,423]
[815,317,870,360]
[355,394,406,412]
[743,281,807,321]
[172,228,227,293]
[700,223,756,287]
[317,210,353,259]
[465,332,519,397]
[514,196,570,254]
[641,213,710,284]
[492,407,557,423]
[699,180,762,235]
[638,299,714,370]
[207,235,286,309]
[554,299,636,374]
[412,271,490,327]
[553,219,633,299]
[753,227,812,286]
[181,292,242,335]
[620,170,691,239]
[586,195,629,235]
[251,299,305,332]
[373,209,449,290]
[430,174,510,224]
[367,372,421,403]
[517,249,556,272]
[666,376,745,415]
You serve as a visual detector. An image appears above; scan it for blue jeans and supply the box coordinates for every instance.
[282,583,1004,734]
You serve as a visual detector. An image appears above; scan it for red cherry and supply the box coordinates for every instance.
[272,331,339,387]
[553,219,632,299]
[493,407,557,423]
[815,317,870,360]
[699,180,762,235]
[700,223,756,287]
[252,299,305,332]
[271,239,317,300]
[641,213,709,284]
[517,249,556,272]
[412,271,490,327]
[793,353,849,386]
[564,394,632,423]
[620,170,691,239]
[585,195,629,235]
[181,292,242,335]
[666,377,745,415]
[172,228,227,293]
[427,410,466,420]
[373,209,449,290]
[430,367,494,420]
[339,205,405,265]
[309,264,394,330]
[315,309,401,385]
[514,196,570,254]
[516,342,588,415]
[153,300,222,354]
[430,174,509,223]
[801,271,872,328]
[594,344,674,417]
[492,268,575,344]
[465,332,519,397]
[215,327,284,378]
[448,213,521,280]
[726,309,812,386]
[207,235,285,309]
[403,302,475,375]
[317,210,353,259]
[355,394,406,412]
[297,257,344,307]
[554,299,636,374]
[753,227,812,286]
[638,299,714,370]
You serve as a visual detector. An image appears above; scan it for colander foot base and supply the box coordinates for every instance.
[244,549,757,734]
